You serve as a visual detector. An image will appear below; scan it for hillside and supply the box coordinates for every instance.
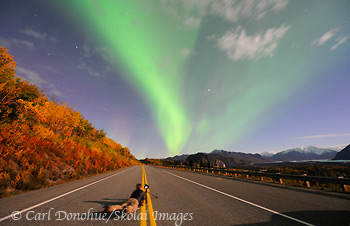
[333,144,350,160]
[186,153,227,167]
[184,150,271,167]
[0,47,137,197]
[166,154,189,162]
[211,149,271,163]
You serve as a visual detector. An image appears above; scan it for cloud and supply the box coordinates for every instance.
[16,67,45,85]
[205,34,217,41]
[21,29,47,40]
[38,64,60,74]
[312,28,339,46]
[181,48,192,58]
[217,25,289,60]
[82,43,116,64]
[80,42,116,75]
[160,0,210,28]
[210,0,289,22]
[0,37,35,50]
[294,133,350,139]
[16,67,65,97]
[311,28,348,51]
[331,36,348,51]
[95,46,117,65]
[47,83,64,97]
[82,43,91,57]
[160,0,289,29]
[77,62,103,78]
[184,17,201,28]
[11,38,35,50]
[0,37,34,51]
[20,28,58,42]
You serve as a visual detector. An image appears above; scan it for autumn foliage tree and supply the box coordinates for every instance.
[0,47,137,197]
[0,47,16,83]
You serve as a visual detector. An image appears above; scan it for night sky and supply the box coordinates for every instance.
[1,0,349,158]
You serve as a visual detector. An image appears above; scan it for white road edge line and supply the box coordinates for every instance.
[164,171,314,226]
[0,167,132,222]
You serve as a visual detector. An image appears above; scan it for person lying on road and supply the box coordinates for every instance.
[106,183,146,214]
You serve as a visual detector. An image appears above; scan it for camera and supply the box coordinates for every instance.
[143,184,158,198]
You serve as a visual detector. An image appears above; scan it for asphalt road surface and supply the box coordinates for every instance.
[0,165,349,226]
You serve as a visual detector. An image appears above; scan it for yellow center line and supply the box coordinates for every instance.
[144,168,157,226]
[140,166,147,226]
[140,165,157,226]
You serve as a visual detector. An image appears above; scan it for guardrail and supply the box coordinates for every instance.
[164,166,350,192]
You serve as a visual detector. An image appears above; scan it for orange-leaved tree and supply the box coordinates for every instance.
[0,47,16,83]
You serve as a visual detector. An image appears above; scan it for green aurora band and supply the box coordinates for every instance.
[66,0,202,155]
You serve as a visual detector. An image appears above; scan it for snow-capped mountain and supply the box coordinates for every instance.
[268,146,339,161]
[260,151,277,157]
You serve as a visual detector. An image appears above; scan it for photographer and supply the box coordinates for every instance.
[106,184,146,214]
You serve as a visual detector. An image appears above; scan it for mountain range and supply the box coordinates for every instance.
[165,145,349,167]
[263,146,339,162]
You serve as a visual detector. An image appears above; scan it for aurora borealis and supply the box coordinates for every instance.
[66,1,198,155]
[1,0,349,158]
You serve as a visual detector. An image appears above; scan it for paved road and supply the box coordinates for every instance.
[0,165,349,225]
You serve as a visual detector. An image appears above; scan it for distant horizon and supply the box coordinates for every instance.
[141,143,348,159]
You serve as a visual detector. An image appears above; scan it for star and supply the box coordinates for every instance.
[208,89,211,92]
